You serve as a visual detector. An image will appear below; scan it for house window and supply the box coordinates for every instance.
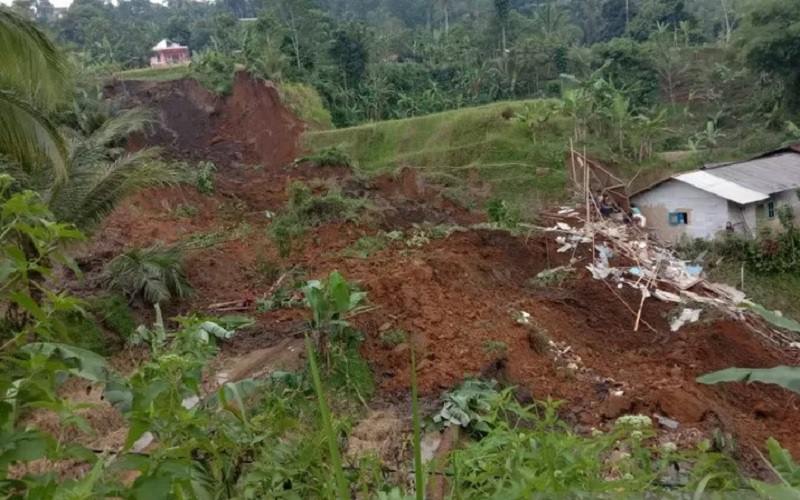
[768,201,775,218]
[669,212,688,225]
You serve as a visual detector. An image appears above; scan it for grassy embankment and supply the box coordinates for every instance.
[114,65,191,81]
[304,100,573,214]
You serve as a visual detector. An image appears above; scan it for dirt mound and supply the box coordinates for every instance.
[106,71,304,168]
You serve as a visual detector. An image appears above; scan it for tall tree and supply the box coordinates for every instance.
[738,0,800,109]
[494,0,510,53]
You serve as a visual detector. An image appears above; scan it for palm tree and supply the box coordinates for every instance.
[43,109,187,229]
[0,8,68,178]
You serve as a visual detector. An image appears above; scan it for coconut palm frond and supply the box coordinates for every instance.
[0,90,67,179]
[50,147,187,229]
[88,107,156,149]
[0,8,68,107]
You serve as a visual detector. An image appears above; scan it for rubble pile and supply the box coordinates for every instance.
[539,206,798,345]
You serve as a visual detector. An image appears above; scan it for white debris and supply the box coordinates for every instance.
[670,308,702,332]
[587,263,613,280]
[515,311,531,325]
[654,290,683,303]
[181,395,200,409]
[654,414,680,430]
[132,432,155,452]
[216,371,231,386]
[547,204,797,343]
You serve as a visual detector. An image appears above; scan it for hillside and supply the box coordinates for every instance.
[305,101,573,215]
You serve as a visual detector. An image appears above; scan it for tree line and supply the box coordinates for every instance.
[7,0,800,138]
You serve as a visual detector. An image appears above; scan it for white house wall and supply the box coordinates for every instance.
[726,201,753,236]
[632,180,730,241]
[757,188,800,232]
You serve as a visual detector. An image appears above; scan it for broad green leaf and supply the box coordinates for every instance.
[104,378,133,412]
[21,342,108,382]
[132,474,172,500]
[745,302,800,333]
[750,480,800,499]
[697,366,800,395]
[9,291,46,322]
[767,437,800,486]
[124,418,151,451]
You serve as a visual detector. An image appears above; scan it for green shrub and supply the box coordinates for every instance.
[174,203,199,218]
[269,181,364,258]
[57,310,108,354]
[105,245,192,305]
[279,82,333,130]
[191,50,234,94]
[342,234,387,259]
[379,329,406,347]
[297,147,353,168]
[678,220,800,274]
[445,386,742,496]
[196,161,216,194]
[90,293,137,340]
[486,198,520,228]
[482,340,508,357]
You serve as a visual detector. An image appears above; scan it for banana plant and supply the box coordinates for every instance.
[302,271,367,354]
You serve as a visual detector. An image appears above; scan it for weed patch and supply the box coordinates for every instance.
[90,293,137,341]
[341,234,387,259]
[297,146,353,168]
[440,383,742,496]
[173,202,199,218]
[379,329,407,348]
[196,161,216,194]
[182,222,252,250]
[269,181,365,257]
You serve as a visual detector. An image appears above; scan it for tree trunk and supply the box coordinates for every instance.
[721,0,732,46]
[286,6,302,69]
[625,0,630,32]
[443,0,449,34]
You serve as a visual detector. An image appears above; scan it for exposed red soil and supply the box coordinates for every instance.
[106,71,303,169]
[79,74,800,479]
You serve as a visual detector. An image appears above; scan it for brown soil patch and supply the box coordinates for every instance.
[106,71,303,169]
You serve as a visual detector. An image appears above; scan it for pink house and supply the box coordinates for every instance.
[150,39,190,68]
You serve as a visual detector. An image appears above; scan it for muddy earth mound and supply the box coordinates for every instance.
[106,71,304,168]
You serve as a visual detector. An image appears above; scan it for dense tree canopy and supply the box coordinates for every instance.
[11,0,797,130]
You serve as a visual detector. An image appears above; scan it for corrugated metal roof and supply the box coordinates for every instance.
[702,152,800,194]
[673,171,769,205]
[631,149,800,204]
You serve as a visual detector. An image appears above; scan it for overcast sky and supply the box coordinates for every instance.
[1,0,74,8]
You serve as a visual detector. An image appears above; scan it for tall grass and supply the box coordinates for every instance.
[114,65,190,81]
[304,100,570,214]
[410,349,424,500]
[305,335,350,499]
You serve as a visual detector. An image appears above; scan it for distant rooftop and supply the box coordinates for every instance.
[152,39,188,51]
